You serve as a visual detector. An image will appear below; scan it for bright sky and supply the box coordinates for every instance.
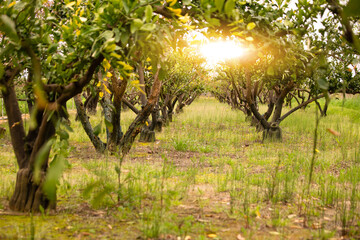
[199,41,247,67]
[187,0,334,68]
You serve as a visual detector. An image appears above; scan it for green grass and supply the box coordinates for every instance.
[1,95,360,239]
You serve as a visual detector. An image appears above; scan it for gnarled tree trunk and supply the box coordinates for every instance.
[2,66,56,212]
[120,67,161,155]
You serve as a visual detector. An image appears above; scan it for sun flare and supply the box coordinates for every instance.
[200,41,247,67]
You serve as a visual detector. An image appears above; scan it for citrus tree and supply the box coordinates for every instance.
[0,0,192,212]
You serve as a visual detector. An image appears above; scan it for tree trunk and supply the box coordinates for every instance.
[10,167,55,212]
[106,73,127,152]
[84,91,99,115]
[122,98,140,114]
[245,70,271,130]
[262,122,282,142]
[175,93,185,114]
[161,94,170,125]
[138,62,147,107]
[119,67,161,156]
[271,82,294,123]
[9,111,57,212]
[1,67,55,212]
[74,94,106,152]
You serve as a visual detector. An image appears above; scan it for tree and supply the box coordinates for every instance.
[0,0,182,212]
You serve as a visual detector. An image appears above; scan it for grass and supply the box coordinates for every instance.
[0,95,360,239]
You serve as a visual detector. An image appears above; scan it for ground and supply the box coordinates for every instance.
[0,97,360,239]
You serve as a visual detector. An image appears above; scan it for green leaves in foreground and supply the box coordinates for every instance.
[43,121,73,201]
[343,0,360,17]
[34,138,55,183]
[43,155,68,201]
[0,15,19,43]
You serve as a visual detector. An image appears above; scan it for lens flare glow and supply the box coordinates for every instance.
[200,41,246,67]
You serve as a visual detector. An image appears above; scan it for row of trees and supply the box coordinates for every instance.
[212,0,360,140]
[0,0,359,212]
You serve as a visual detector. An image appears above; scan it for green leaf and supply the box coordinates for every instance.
[0,63,4,79]
[215,0,225,12]
[275,0,283,7]
[122,0,130,13]
[34,138,55,183]
[101,30,114,40]
[224,0,235,16]
[140,23,156,31]
[0,15,19,43]
[145,5,153,23]
[62,122,74,133]
[57,128,69,140]
[115,165,120,175]
[83,181,98,198]
[43,156,67,201]
[344,0,360,17]
[267,66,275,76]
[317,77,329,90]
[93,123,102,136]
[121,31,130,45]
[65,1,76,9]
[283,20,293,27]
[92,187,112,207]
[104,118,113,133]
[247,22,256,30]
[130,19,143,34]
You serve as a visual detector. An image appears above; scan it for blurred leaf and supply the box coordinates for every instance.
[121,31,130,45]
[93,122,102,136]
[104,118,113,133]
[326,128,340,136]
[283,20,293,27]
[43,155,67,201]
[65,2,76,9]
[130,19,143,34]
[0,63,4,79]
[168,7,181,15]
[34,138,55,183]
[344,0,360,17]
[101,30,114,40]
[115,165,120,175]
[0,15,19,43]
[145,5,153,23]
[267,66,275,76]
[207,233,217,238]
[92,186,113,207]
[57,128,69,140]
[140,23,156,31]
[122,0,129,13]
[83,182,98,198]
[169,0,177,7]
[224,0,235,16]
[247,22,256,30]
[275,0,283,7]
[316,77,329,90]
[215,0,225,12]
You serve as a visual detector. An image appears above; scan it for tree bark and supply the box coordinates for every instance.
[74,94,106,153]
[138,62,147,107]
[119,67,161,156]
[122,98,140,114]
[271,81,295,122]
[107,73,127,152]
[1,67,27,168]
[245,70,271,129]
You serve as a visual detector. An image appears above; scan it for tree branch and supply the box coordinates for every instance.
[278,94,325,123]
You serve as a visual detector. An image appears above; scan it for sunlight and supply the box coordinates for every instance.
[199,40,247,67]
